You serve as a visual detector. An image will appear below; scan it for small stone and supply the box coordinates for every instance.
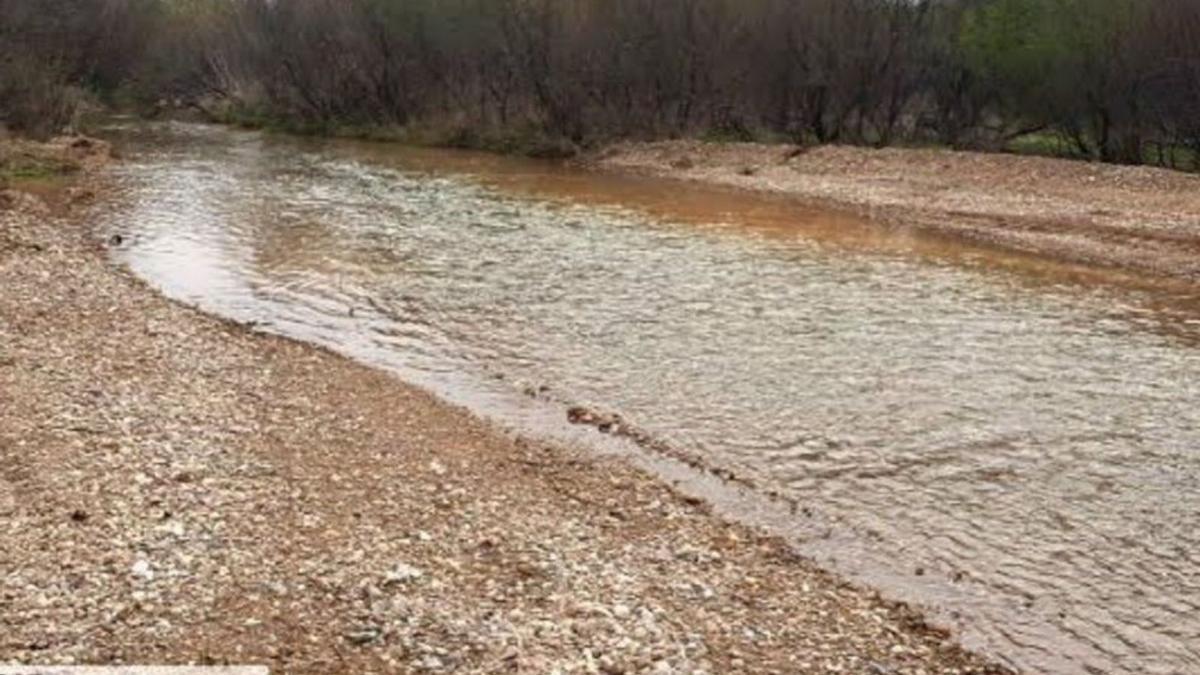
[344,625,382,645]
[384,563,424,585]
[130,559,154,581]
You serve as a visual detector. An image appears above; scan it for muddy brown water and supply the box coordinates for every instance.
[94,121,1200,674]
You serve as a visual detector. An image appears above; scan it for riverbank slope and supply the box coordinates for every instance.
[594,141,1200,282]
[0,152,1004,672]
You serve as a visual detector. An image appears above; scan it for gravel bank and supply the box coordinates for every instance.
[0,150,1008,674]
[593,141,1200,282]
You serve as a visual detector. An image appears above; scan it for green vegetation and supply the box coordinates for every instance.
[0,143,80,190]
[1,0,1198,168]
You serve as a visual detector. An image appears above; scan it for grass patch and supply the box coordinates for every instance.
[0,144,80,188]
[338,121,582,159]
[199,103,1200,173]
[1005,131,1199,170]
[206,104,583,159]
[1005,132,1090,160]
[700,125,761,144]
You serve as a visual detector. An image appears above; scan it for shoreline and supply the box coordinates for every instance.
[589,141,1200,284]
[1,149,1006,672]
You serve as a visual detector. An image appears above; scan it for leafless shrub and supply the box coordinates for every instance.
[3,0,1199,168]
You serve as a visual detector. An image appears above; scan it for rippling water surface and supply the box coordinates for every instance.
[96,122,1200,674]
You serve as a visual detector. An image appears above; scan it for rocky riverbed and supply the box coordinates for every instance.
[0,145,1006,673]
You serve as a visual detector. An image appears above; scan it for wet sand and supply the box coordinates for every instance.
[0,143,1004,673]
[592,141,1200,283]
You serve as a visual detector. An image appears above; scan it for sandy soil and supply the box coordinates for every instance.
[593,141,1200,282]
[0,150,1006,673]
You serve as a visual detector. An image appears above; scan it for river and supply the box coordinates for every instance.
[94,121,1200,674]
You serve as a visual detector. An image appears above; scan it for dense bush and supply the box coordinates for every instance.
[0,0,159,137]
[2,0,1199,167]
[0,56,79,139]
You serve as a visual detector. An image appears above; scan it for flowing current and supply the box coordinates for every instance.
[95,122,1200,674]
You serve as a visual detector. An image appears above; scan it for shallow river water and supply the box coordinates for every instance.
[96,122,1200,674]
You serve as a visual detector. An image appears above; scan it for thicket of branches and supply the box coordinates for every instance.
[3,0,1200,167]
[0,0,159,137]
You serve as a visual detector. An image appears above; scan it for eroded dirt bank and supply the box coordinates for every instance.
[594,141,1200,282]
[0,156,1005,673]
